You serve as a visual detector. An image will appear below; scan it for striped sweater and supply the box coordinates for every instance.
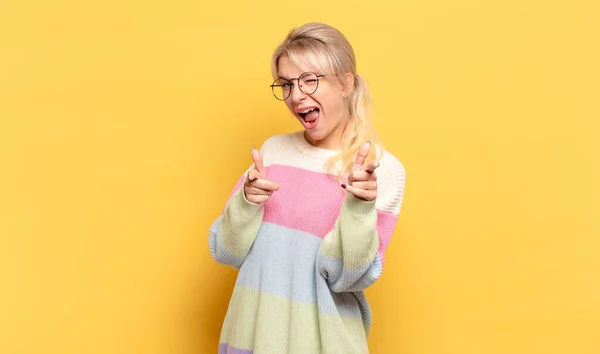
[209,131,406,354]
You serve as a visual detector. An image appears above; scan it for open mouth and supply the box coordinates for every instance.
[298,107,320,129]
[299,107,318,119]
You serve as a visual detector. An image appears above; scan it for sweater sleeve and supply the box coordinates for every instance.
[317,154,406,292]
[208,148,268,269]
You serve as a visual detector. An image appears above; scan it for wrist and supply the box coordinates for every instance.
[343,193,377,216]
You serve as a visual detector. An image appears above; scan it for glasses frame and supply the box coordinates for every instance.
[270,72,326,101]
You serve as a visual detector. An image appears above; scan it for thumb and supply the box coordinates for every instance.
[353,141,371,171]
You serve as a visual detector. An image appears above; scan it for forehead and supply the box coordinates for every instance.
[277,55,316,80]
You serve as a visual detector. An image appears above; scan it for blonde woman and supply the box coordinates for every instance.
[209,22,406,353]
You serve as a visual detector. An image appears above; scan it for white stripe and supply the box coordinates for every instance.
[257,131,406,215]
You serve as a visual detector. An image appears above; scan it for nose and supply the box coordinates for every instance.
[289,81,307,102]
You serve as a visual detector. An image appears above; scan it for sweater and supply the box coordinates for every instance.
[208,131,406,354]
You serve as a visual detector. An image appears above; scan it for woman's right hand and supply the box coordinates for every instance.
[244,148,280,204]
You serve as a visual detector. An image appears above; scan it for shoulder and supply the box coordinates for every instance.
[378,149,406,183]
[374,148,407,215]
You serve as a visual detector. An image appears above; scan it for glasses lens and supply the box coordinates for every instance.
[272,79,291,100]
[299,73,319,95]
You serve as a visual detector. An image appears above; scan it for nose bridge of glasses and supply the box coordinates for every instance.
[286,77,307,98]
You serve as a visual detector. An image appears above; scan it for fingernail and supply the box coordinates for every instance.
[251,147,255,151]
[341,183,347,189]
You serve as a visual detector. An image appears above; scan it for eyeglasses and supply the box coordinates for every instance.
[270,72,325,101]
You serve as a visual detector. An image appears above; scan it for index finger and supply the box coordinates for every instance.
[251,148,264,174]
[353,141,371,170]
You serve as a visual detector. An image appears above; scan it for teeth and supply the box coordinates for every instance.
[300,108,316,114]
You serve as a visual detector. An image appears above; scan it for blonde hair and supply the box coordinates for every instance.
[271,22,383,178]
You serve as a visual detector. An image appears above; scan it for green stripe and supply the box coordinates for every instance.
[319,313,369,353]
[220,286,321,353]
[319,207,379,269]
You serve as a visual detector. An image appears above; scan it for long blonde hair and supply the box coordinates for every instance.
[271,22,383,178]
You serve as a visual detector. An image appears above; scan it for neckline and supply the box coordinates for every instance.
[291,131,341,161]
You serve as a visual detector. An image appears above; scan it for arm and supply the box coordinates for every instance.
[208,175,264,269]
[317,155,406,292]
[208,144,276,269]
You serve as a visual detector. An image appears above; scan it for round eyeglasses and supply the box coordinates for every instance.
[270,72,325,101]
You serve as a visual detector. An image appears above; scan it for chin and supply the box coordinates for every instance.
[304,130,331,147]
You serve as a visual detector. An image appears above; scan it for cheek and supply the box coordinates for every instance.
[319,95,345,122]
[284,100,295,114]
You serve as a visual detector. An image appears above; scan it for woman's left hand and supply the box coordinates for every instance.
[342,141,379,202]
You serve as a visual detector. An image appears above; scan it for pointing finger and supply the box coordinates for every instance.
[251,147,264,175]
[353,141,371,171]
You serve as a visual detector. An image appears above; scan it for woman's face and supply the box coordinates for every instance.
[276,54,353,150]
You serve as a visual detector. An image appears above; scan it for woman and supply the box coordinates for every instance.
[209,22,406,353]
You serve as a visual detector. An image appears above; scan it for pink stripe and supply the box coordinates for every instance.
[262,165,345,238]
[225,164,399,258]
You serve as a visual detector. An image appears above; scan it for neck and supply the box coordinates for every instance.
[304,132,340,150]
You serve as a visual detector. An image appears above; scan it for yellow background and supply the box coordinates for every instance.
[1,0,598,353]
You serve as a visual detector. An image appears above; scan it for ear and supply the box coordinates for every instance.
[340,72,354,98]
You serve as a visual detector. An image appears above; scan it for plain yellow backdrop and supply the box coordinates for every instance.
[1,0,599,353]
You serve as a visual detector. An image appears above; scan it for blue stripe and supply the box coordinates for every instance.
[235,222,321,303]
[234,222,369,318]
